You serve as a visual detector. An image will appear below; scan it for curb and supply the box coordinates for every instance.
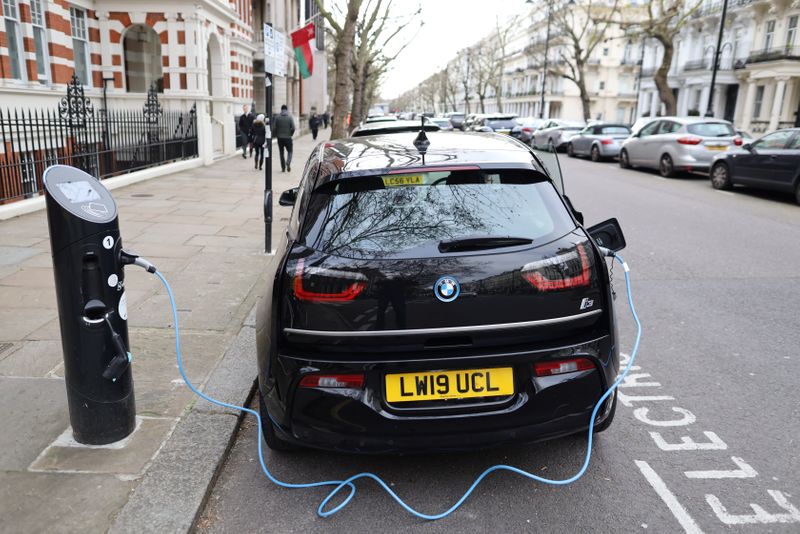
[108,310,259,534]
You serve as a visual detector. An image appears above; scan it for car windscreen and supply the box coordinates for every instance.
[601,126,630,135]
[687,122,735,137]
[487,119,517,129]
[301,169,575,259]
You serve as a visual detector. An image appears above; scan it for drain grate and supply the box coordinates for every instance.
[131,193,154,198]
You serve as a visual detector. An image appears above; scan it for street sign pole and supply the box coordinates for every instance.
[264,23,274,254]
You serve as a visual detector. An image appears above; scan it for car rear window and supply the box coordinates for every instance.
[687,122,735,137]
[302,169,575,259]
[601,126,630,135]
[487,119,517,129]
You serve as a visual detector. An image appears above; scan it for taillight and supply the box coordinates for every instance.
[733,136,743,146]
[293,259,366,302]
[522,127,533,133]
[600,138,613,145]
[299,373,365,389]
[521,243,591,291]
[677,136,702,145]
[533,358,595,377]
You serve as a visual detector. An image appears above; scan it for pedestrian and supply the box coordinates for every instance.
[272,104,295,172]
[309,112,321,140]
[250,114,267,170]
[322,110,330,129]
[238,105,254,158]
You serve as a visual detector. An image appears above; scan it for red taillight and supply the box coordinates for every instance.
[677,136,702,145]
[600,138,613,145]
[522,127,533,133]
[533,358,595,377]
[521,243,591,291]
[299,373,365,389]
[293,259,366,302]
[733,136,743,146]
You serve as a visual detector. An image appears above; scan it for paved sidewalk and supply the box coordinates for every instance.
[0,132,324,533]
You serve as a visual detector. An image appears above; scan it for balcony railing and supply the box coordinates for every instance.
[747,45,800,63]
[640,67,656,77]
[620,57,642,66]
[692,0,753,18]
[683,59,707,71]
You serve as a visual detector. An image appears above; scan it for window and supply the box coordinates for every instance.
[123,24,163,92]
[764,20,775,50]
[753,130,794,149]
[657,121,681,135]
[788,134,800,149]
[70,7,91,86]
[753,85,765,118]
[2,0,24,80]
[602,47,609,57]
[787,16,798,49]
[687,122,735,137]
[30,0,49,83]
[639,121,661,137]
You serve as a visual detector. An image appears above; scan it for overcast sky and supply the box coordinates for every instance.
[379,1,527,101]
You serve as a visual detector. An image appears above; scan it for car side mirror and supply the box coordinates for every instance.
[479,126,492,133]
[279,187,298,206]
[563,195,584,225]
[742,142,753,152]
[587,218,626,252]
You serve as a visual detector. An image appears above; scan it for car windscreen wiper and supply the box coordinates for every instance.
[438,235,533,253]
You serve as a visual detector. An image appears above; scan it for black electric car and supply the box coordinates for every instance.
[255,131,626,452]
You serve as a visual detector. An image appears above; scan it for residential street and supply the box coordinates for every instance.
[197,157,800,533]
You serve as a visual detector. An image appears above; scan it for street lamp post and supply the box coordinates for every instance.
[539,1,553,119]
[705,0,729,117]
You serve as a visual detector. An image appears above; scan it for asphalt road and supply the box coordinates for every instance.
[196,156,800,533]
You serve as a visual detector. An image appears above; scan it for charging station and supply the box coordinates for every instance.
[44,165,135,445]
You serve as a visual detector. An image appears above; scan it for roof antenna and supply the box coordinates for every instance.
[413,116,430,164]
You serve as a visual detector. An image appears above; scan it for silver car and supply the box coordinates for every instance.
[619,117,742,177]
[532,119,586,150]
[567,123,632,161]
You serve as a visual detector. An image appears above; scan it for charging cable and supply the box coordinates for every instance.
[144,250,640,520]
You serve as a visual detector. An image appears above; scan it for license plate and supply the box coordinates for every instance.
[706,145,728,151]
[384,367,514,403]
[496,129,511,135]
[382,174,423,186]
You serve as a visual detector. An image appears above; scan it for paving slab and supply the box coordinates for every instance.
[0,339,62,376]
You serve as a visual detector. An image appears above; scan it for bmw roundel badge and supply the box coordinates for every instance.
[434,276,460,303]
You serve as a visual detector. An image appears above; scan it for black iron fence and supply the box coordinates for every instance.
[1,75,197,204]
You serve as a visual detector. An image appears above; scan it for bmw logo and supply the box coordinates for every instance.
[434,276,460,303]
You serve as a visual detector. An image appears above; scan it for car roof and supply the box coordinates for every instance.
[351,120,440,136]
[316,131,546,183]
[649,116,732,124]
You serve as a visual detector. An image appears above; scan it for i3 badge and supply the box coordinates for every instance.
[434,276,460,303]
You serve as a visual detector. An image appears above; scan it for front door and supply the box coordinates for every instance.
[724,85,738,123]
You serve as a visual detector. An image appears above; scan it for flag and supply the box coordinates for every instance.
[291,22,315,79]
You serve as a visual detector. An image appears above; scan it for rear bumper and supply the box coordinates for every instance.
[598,144,621,158]
[260,335,618,453]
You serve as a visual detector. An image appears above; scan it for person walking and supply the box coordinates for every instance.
[309,112,321,141]
[322,110,330,129]
[238,105,254,158]
[273,104,295,172]
[250,114,267,170]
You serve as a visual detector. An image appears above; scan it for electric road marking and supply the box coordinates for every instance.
[634,460,704,534]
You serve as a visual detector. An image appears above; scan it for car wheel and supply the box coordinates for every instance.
[710,162,733,190]
[619,149,631,169]
[590,145,601,162]
[593,389,617,433]
[567,143,576,157]
[259,390,299,452]
[659,153,676,178]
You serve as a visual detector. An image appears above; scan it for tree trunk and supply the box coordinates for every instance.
[350,62,365,127]
[495,77,503,112]
[577,65,591,121]
[479,94,486,114]
[330,0,362,139]
[654,38,676,116]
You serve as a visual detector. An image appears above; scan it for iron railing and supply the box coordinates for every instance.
[747,45,800,63]
[0,75,197,204]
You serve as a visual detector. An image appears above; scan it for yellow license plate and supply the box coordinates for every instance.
[385,367,514,403]
[706,145,727,151]
[382,174,424,187]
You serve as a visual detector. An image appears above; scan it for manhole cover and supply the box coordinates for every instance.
[131,194,154,198]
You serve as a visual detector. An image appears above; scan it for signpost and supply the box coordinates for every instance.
[263,24,285,253]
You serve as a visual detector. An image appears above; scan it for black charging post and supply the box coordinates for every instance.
[43,165,135,445]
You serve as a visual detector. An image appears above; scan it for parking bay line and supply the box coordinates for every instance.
[634,460,705,534]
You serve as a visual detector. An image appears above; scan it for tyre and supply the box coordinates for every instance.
[659,153,676,178]
[258,390,299,451]
[710,162,733,190]
[619,149,631,169]
[590,145,601,162]
[593,389,617,433]
[567,143,576,157]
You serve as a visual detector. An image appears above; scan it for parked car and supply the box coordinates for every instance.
[257,130,626,452]
[472,114,518,134]
[426,117,454,131]
[709,127,800,204]
[350,120,440,137]
[532,120,586,150]
[445,112,466,130]
[511,117,546,144]
[567,123,632,161]
[364,116,397,124]
[619,117,742,177]
[463,113,483,131]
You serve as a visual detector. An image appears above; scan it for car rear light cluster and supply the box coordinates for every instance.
[293,259,367,302]
[733,136,743,146]
[299,373,365,389]
[522,127,533,133]
[532,358,595,377]
[600,138,614,145]
[677,136,703,145]
[521,243,591,291]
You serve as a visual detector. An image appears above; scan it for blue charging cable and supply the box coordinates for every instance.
[154,251,640,520]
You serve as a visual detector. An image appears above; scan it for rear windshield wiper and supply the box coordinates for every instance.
[438,235,533,253]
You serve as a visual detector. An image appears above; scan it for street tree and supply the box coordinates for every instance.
[487,15,520,114]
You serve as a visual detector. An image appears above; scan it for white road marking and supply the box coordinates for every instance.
[634,407,696,427]
[618,392,675,407]
[650,431,727,451]
[684,456,757,479]
[716,190,735,196]
[706,490,800,524]
[635,460,705,534]
[620,373,661,388]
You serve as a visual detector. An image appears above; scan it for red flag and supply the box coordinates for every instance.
[291,22,315,79]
